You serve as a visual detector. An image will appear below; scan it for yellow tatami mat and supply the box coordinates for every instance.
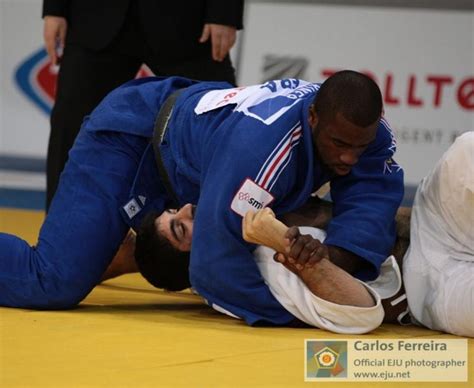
[1,208,472,387]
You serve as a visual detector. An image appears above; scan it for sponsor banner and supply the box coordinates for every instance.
[239,3,473,184]
[305,339,468,382]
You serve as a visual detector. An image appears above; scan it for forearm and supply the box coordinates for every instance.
[279,196,333,229]
[243,210,375,307]
[327,245,370,275]
[281,200,372,274]
[276,204,411,278]
[298,258,375,307]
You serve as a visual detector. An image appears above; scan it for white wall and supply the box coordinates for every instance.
[0,0,473,188]
[0,0,49,157]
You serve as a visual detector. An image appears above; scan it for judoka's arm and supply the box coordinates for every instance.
[279,198,373,273]
[279,196,333,229]
[281,198,412,264]
[325,120,404,279]
[243,209,375,307]
[265,203,370,274]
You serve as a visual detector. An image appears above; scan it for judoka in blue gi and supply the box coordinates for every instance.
[0,70,404,326]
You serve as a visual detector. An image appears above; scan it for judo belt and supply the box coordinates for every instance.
[152,89,183,208]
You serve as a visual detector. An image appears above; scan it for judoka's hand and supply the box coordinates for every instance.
[274,227,329,270]
[243,208,288,253]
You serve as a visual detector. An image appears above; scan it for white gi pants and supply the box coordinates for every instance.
[403,132,474,337]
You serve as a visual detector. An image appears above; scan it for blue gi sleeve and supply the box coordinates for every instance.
[189,162,295,325]
[187,118,309,325]
[324,120,404,281]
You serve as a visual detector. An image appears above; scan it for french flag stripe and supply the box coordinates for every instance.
[258,129,302,189]
[255,122,301,183]
[268,139,302,192]
[266,136,302,191]
[257,127,302,189]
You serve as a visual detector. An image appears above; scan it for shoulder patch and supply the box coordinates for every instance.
[123,198,141,219]
[231,178,275,217]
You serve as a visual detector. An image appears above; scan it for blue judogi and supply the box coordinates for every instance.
[0,76,192,309]
[0,76,403,325]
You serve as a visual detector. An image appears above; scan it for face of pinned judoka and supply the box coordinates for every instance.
[154,203,195,252]
[308,108,378,176]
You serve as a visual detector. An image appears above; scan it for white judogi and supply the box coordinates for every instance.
[254,227,402,334]
[403,132,474,337]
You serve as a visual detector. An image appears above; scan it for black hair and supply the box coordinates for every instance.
[314,70,383,127]
[134,211,191,291]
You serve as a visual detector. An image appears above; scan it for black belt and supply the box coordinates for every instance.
[152,90,183,208]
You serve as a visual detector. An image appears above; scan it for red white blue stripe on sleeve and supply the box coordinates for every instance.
[255,122,303,191]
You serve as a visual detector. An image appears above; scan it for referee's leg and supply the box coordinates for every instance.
[47,44,141,209]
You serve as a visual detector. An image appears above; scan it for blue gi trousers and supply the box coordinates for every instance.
[0,128,148,308]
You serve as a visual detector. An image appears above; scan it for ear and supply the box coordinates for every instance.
[308,105,319,129]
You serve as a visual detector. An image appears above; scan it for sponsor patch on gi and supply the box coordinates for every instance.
[123,198,141,219]
[231,178,275,217]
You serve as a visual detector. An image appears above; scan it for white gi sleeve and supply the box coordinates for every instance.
[253,227,401,334]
